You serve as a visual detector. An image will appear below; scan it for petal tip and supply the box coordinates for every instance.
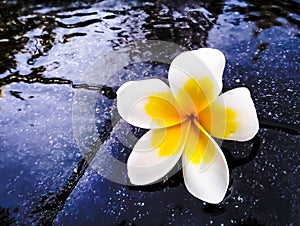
[185,181,228,204]
[182,149,229,204]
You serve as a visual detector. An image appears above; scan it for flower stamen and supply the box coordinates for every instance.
[192,116,209,136]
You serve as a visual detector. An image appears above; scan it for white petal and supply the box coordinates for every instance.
[199,87,259,141]
[194,48,226,83]
[128,123,189,185]
[117,79,185,129]
[182,130,229,204]
[168,48,225,114]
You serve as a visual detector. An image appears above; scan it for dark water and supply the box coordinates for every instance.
[0,0,299,225]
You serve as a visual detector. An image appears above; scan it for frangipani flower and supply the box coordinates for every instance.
[117,48,259,204]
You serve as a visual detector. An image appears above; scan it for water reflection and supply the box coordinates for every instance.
[0,0,299,225]
[138,0,223,49]
[0,1,101,75]
[1,0,298,76]
[0,0,225,75]
[0,206,15,226]
[0,1,58,73]
[227,0,300,30]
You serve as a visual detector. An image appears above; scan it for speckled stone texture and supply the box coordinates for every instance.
[0,0,299,225]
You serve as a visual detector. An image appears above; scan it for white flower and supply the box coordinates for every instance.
[117,48,259,204]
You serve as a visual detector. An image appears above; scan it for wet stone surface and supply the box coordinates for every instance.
[0,0,299,225]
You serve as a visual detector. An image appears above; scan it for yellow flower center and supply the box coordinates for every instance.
[176,77,214,114]
[184,114,216,164]
[144,77,238,164]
